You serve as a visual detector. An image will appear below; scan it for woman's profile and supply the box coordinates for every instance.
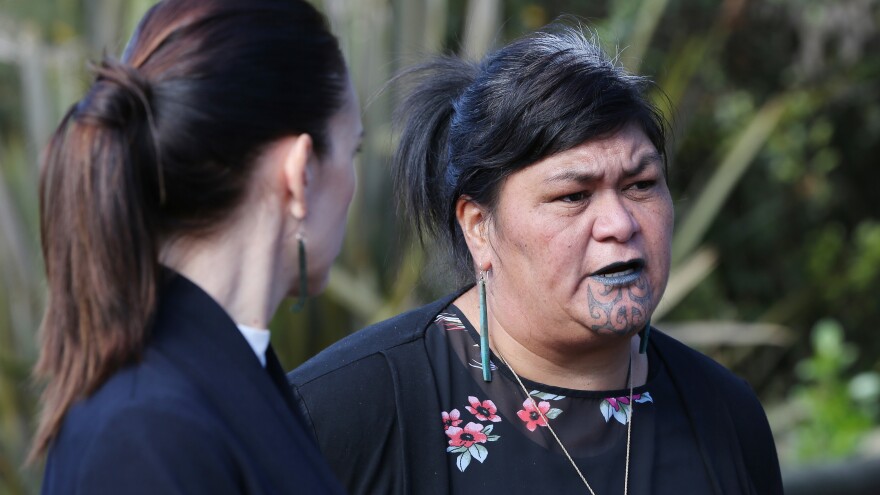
[288,23,783,494]
[32,0,361,493]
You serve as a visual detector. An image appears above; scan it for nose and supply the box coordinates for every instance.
[591,192,639,243]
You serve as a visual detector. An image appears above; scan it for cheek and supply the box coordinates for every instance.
[543,212,591,255]
[636,192,673,240]
[504,217,584,280]
[494,206,549,257]
[641,200,674,276]
[344,161,357,207]
[330,159,356,214]
[656,200,675,246]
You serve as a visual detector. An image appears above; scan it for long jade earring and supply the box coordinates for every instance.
[478,270,492,382]
[639,319,651,354]
[290,232,308,312]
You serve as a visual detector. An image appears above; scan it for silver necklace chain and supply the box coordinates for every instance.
[495,350,634,495]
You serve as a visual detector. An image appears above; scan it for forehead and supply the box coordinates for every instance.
[334,78,362,128]
[325,78,363,146]
[527,124,660,181]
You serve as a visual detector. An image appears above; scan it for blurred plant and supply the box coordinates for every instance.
[789,319,880,462]
[0,0,879,493]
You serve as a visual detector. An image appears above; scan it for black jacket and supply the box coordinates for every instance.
[42,273,345,494]
[288,292,784,494]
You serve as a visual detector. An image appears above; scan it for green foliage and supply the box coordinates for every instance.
[803,221,880,305]
[0,0,879,493]
[848,222,880,292]
[790,319,879,461]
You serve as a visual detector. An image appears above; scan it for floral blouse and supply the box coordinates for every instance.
[425,304,712,494]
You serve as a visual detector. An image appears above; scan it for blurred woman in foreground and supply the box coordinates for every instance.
[32,0,360,493]
[289,24,782,494]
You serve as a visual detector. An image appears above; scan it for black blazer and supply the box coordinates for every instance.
[288,291,784,495]
[41,273,345,494]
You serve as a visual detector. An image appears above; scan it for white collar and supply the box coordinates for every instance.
[236,324,271,367]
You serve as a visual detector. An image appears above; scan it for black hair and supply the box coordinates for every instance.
[393,24,667,283]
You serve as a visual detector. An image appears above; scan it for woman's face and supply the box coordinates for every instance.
[485,123,673,349]
[302,79,362,293]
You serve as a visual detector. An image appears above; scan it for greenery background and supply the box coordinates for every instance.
[0,0,878,493]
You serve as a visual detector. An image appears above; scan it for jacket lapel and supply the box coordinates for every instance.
[653,330,754,494]
[265,346,306,419]
[384,340,450,495]
[377,292,468,495]
[150,273,343,493]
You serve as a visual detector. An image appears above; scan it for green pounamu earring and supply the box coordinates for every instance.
[479,271,492,382]
[290,234,308,312]
[639,319,651,354]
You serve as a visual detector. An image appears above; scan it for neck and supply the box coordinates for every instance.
[456,287,647,390]
[161,208,291,329]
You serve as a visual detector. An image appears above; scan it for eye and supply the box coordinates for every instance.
[559,192,587,203]
[627,180,655,191]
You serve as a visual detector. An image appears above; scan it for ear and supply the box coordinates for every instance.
[280,134,314,220]
[455,195,492,271]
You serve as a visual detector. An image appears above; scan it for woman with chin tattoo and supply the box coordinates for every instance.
[288,23,782,495]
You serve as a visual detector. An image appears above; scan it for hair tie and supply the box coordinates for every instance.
[77,59,166,204]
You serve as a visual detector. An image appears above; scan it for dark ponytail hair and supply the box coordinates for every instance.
[393,24,667,283]
[392,57,480,241]
[32,0,347,459]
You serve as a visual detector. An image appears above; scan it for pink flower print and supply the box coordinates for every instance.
[442,409,463,430]
[445,417,500,472]
[465,396,501,422]
[446,422,488,448]
[516,398,551,431]
[606,397,625,411]
[601,392,653,424]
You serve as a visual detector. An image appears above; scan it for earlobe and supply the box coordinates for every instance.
[455,196,491,265]
[282,134,313,220]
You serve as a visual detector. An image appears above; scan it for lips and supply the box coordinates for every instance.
[589,259,645,286]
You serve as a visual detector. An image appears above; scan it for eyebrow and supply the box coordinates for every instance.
[543,150,664,184]
[623,151,663,177]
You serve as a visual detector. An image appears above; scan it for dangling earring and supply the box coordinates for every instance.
[639,319,651,354]
[290,232,308,312]
[478,270,492,382]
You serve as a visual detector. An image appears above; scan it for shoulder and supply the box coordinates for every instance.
[288,291,461,386]
[45,369,237,494]
[652,329,768,420]
[56,360,223,454]
[652,329,783,493]
[287,292,456,442]
[83,403,235,493]
[88,396,226,455]
[652,329,754,395]
[285,293,463,495]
